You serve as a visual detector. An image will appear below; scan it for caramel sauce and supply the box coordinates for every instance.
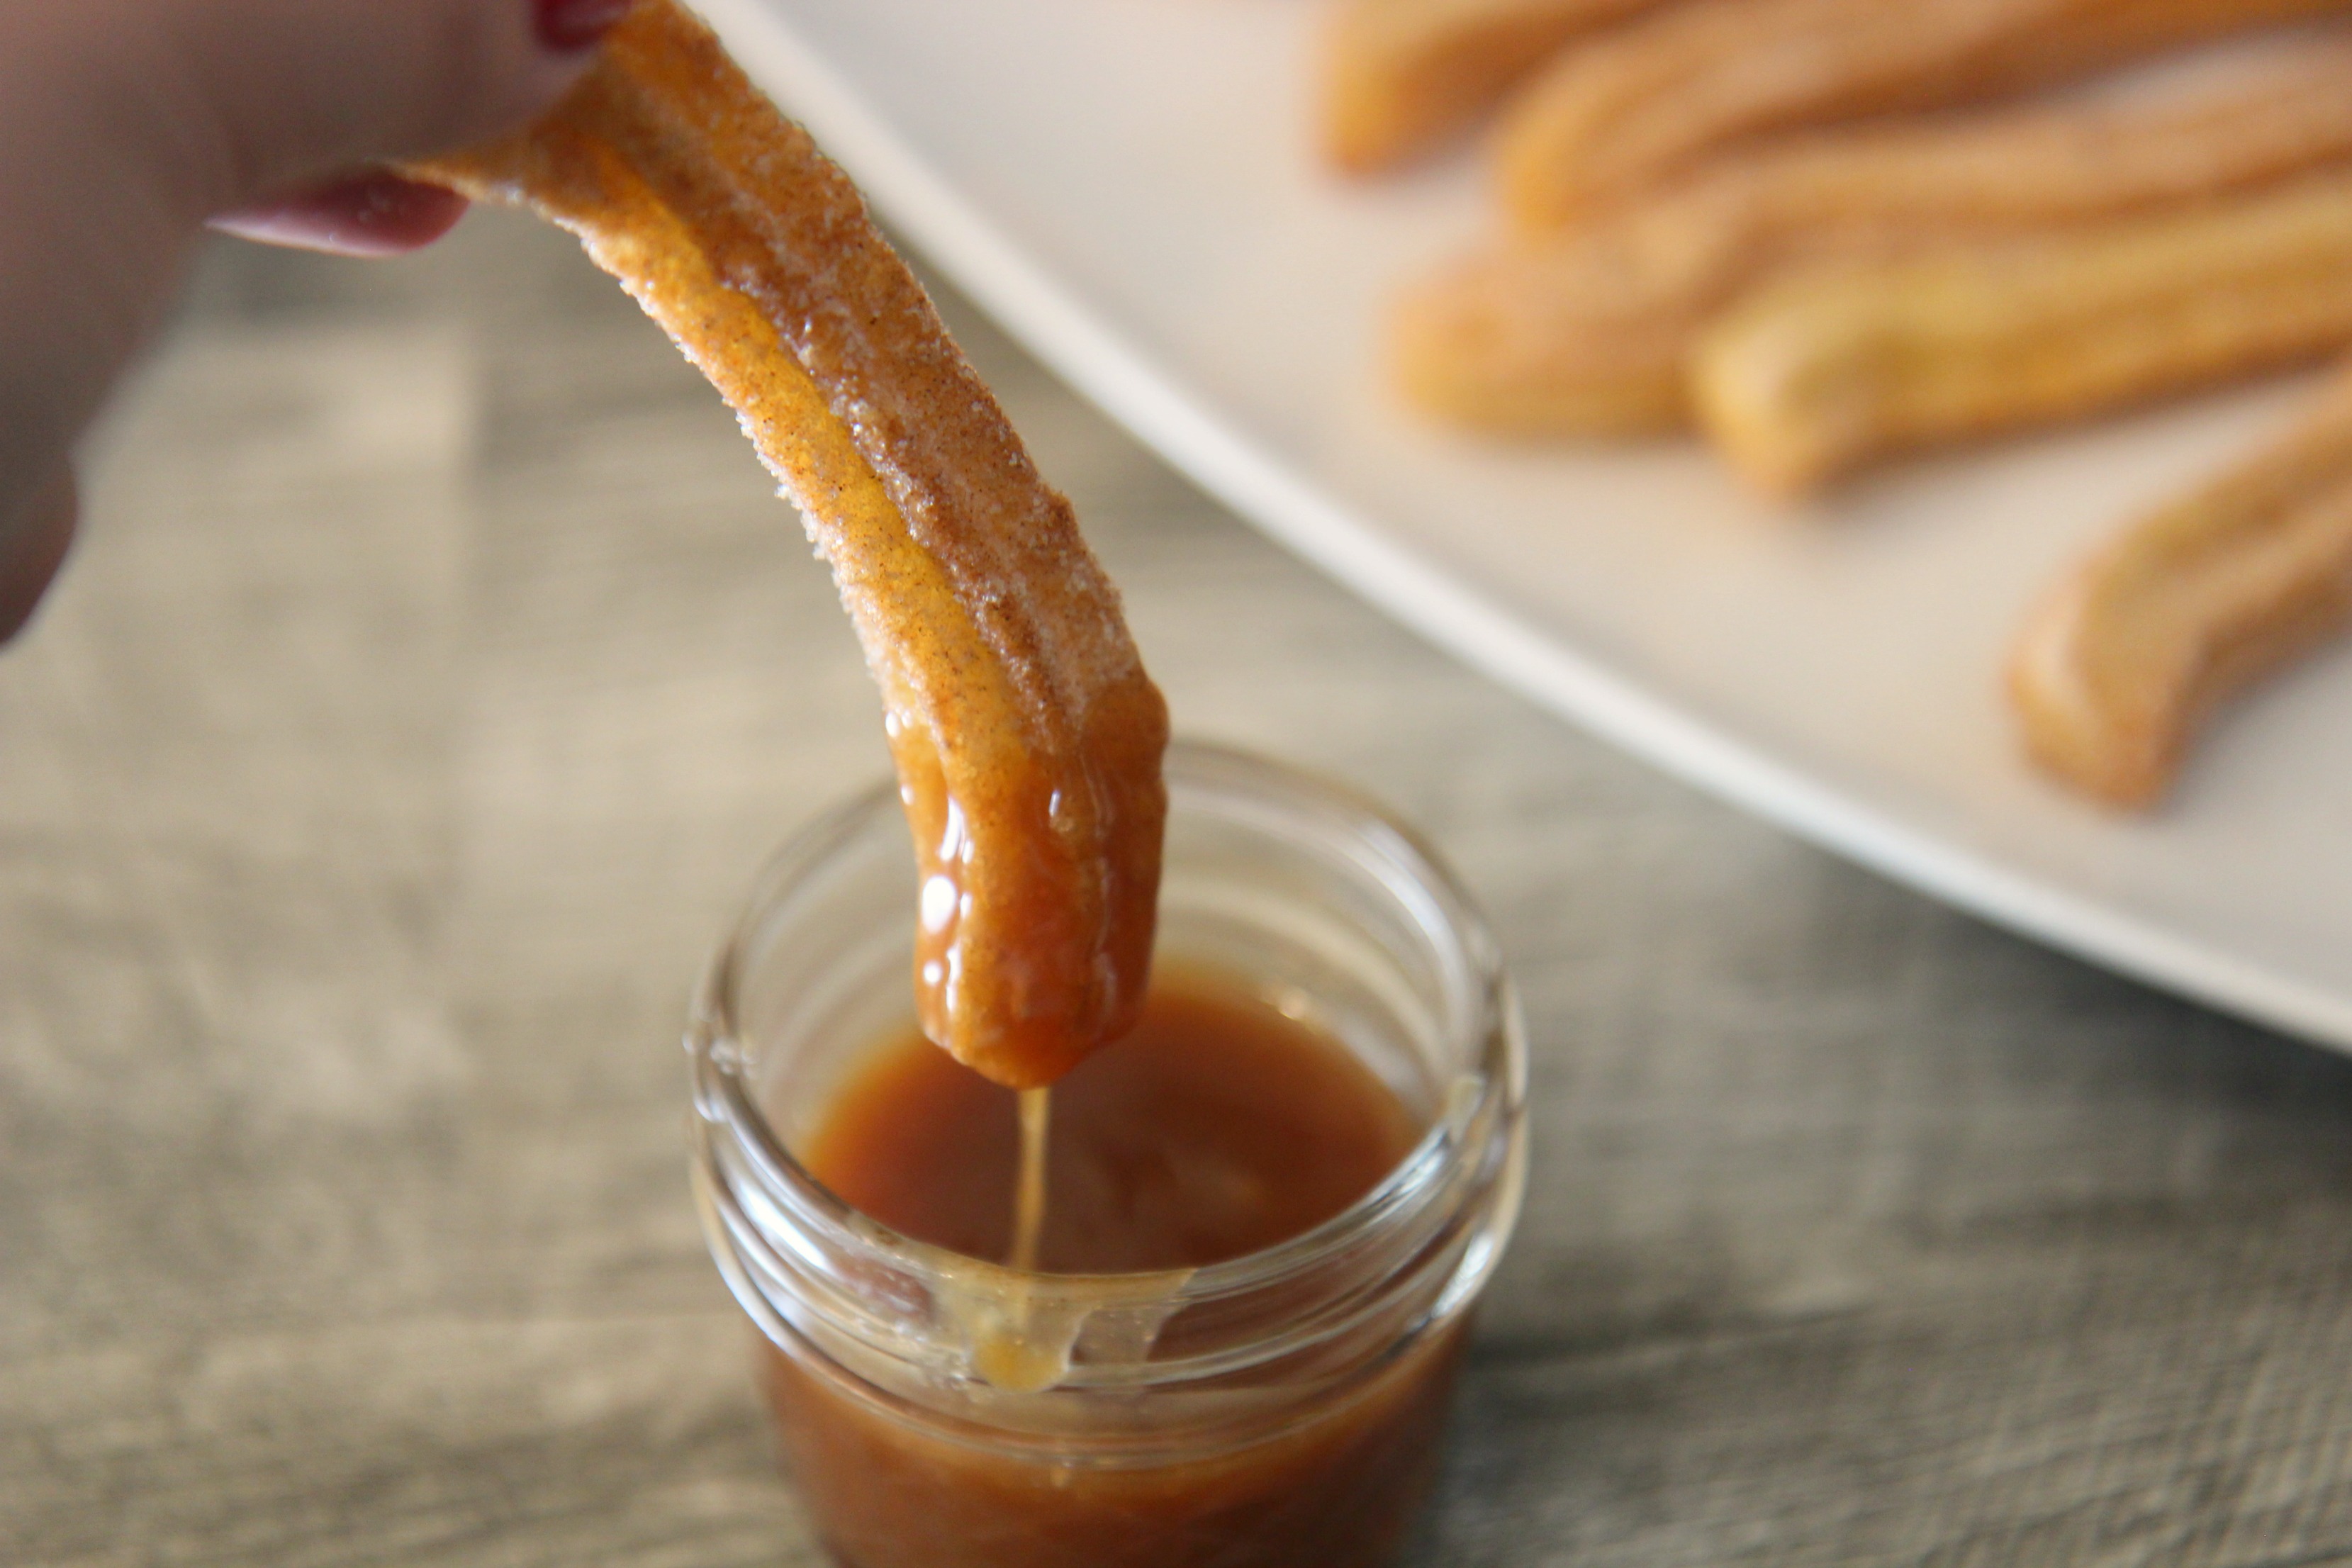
[760,1326,1464,1568]
[890,669,1167,1091]
[1008,1088,1052,1275]
[802,970,1419,1274]
[770,969,1459,1568]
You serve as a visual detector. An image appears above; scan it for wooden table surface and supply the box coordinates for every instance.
[9,211,2352,1568]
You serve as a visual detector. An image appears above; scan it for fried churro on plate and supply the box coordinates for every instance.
[415,0,1167,1088]
[2010,369,2352,808]
[1309,0,2352,805]
[1395,38,2352,436]
[1321,0,1675,172]
[1493,0,2352,231]
[1691,169,2352,493]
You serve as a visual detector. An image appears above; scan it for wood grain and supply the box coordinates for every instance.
[6,211,2352,1566]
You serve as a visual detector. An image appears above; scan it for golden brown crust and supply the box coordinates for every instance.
[414,1,1166,1087]
[1492,0,2352,231]
[1689,169,2352,493]
[1394,40,2352,435]
[2009,367,2352,807]
[1320,0,1672,172]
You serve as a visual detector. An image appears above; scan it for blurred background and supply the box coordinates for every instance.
[7,199,2352,1565]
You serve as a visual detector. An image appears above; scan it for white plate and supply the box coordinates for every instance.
[699,0,2352,1051]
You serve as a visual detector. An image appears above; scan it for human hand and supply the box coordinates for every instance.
[0,0,634,642]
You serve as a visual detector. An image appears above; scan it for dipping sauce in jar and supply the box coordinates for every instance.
[804,973,1421,1273]
[691,744,1528,1568]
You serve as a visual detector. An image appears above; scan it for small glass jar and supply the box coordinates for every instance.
[688,742,1528,1568]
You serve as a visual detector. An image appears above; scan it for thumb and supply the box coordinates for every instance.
[125,0,632,218]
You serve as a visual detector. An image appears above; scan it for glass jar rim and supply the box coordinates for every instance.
[688,741,1527,1385]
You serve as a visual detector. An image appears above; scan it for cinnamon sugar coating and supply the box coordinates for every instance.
[417,0,1166,1086]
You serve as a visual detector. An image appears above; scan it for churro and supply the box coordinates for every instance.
[415,1,1167,1088]
[2010,369,2352,807]
[1321,0,1673,172]
[1493,0,2352,231]
[1691,169,2352,493]
[1396,39,2352,435]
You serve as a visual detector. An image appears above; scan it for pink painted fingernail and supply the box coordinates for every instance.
[535,0,634,52]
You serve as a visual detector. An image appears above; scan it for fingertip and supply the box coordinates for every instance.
[209,170,471,257]
[536,0,637,54]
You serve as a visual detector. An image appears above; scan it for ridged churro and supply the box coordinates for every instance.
[415,1,1167,1087]
[1691,170,2352,493]
[1396,39,2352,435]
[2010,369,2352,807]
[1494,0,2352,230]
[1321,0,1673,172]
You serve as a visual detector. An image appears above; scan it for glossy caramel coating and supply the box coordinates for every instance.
[415,1,1166,1085]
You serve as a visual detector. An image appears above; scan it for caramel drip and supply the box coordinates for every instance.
[1009,1088,1053,1273]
